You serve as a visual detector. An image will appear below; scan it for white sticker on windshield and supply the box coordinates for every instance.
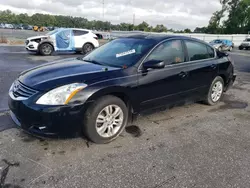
[116,49,136,58]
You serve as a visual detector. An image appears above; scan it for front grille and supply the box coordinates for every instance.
[12,81,37,98]
[25,40,29,45]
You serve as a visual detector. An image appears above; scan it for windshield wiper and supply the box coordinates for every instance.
[83,59,103,66]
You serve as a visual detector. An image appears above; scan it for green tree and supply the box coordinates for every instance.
[184,28,191,33]
[153,24,168,32]
[207,0,229,34]
[137,21,149,31]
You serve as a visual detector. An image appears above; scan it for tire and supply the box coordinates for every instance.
[82,43,94,54]
[239,46,243,50]
[204,76,224,106]
[83,95,128,144]
[39,43,54,56]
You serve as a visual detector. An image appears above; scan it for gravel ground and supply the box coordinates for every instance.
[0,46,250,188]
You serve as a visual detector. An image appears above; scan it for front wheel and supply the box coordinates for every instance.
[204,76,224,106]
[39,43,54,56]
[83,95,128,144]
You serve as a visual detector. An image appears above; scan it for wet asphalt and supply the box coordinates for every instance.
[0,46,250,188]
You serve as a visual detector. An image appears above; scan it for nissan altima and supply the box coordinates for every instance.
[9,34,236,144]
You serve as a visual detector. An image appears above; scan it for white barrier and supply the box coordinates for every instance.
[95,31,249,46]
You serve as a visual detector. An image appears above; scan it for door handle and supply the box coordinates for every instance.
[179,71,188,78]
[210,64,217,69]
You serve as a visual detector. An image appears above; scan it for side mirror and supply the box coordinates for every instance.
[143,60,165,69]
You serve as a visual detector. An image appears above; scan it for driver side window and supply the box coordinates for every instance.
[146,40,184,65]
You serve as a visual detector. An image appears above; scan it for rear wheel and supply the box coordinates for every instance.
[204,76,224,106]
[83,95,128,144]
[39,43,54,56]
[82,43,94,54]
[239,46,243,50]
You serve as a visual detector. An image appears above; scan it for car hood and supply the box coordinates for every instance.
[18,58,121,91]
[27,35,48,40]
[241,42,250,45]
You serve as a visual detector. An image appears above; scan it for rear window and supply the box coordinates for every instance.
[73,30,89,36]
[207,46,215,58]
[185,40,212,61]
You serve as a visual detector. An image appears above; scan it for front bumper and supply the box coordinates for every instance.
[8,96,88,138]
[25,41,39,52]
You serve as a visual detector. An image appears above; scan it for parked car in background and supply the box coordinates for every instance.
[25,28,99,55]
[239,38,250,50]
[9,35,236,143]
[23,25,33,30]
[209,39,234,51]
[4,24,14,29]
[47,26,55,31]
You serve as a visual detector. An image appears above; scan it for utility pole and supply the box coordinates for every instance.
[133,14,135,25]
[102,0,104,19]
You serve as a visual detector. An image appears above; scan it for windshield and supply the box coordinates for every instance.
[211,40,222,44]
[244,38,250,41]
[82,38,156,67]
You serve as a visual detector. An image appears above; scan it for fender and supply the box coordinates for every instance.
[37,39,54,50]
[72,85,139,113]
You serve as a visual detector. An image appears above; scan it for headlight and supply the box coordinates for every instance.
[36,83,87,105]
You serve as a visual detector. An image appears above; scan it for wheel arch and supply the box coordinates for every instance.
[85,86,137,115]
[82,42,94,48]
[38,40,55,51]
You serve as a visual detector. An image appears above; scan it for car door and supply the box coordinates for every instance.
[182,39,218,100]
[73,30,89,49]
[137,39,192,110]
[54,29,75,51]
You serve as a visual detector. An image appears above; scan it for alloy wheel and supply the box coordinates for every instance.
[84,44,93,53]
[95,105,124,138]
[42,44,52,55]
[211,81,223,102]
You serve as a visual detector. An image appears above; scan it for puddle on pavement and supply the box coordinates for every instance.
[234,113,250,120]
[125,125,142,137]
[209,95,248,112]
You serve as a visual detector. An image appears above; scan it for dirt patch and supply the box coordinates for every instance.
[8,40,24,45]
[0,35,8,43]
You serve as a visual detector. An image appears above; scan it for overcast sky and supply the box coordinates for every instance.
[0,0,221,30]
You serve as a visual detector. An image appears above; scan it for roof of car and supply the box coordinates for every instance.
[123,34,198,42]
